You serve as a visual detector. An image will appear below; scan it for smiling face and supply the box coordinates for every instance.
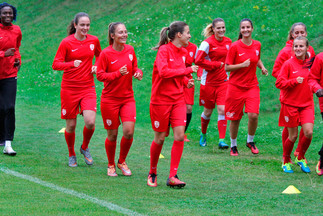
[240,21,253,38]
[293,38,308,60]
[74,16,90,37]
[178,25,191,46]
[292,25,307,39]
[213,21,226,40]
[0,6,13,26]
[111,24,128,45]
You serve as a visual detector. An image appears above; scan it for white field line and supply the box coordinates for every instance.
[0,167,143,216]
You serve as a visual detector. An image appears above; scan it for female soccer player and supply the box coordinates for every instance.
[52,12,101,167]
[0,2,21,156]
[195,18,232,148]
[308,52,323,176]
[225,18,268,156]
[96,22,143,177]
[272,22,316,158]
[276,37,313,173]
[147,21,198,188]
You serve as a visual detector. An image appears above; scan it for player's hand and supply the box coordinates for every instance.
[261,67,268,76]
[187,78,194,88]
[191,65,198,73]
[74,60,82,67]
[4,48,15,57]
[119,65,129,75]
[241,59,250,68]
[134,71,143,81]
[296,77,304,84]
[91,66,97,74]
[316,89,323,97]
[13,58,20,67]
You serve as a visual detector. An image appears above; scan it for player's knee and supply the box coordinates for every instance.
[304,130,313,139]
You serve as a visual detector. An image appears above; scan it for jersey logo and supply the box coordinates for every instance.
[72,49,78,52]
[111,60,118,64]
[189,52,194,57]
[256,50,259,56]
[169,59,174,61]
[284,116,289,123]
[226,112,235,118]
[212,47,218,50]
[106,119,112,126]
[292,71,298,74]
[0,37,2,39]
[90,44,95,51]
[182,56,186,63]
[226,45,230,50]
[154,121,160,128]
[62,109,67,116]
[200,99,205,104]
[239,53,245,56]
[129,54,133,61]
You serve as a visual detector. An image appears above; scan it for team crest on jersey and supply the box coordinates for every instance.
[62,109,66,116]
[189,52,194,57]
[90,44,94,51]
[256,50,259,56]
[182,56,186,63]
[226,45,230,50]
[201,99,205,104]
[284,116,289,123]
[129,54,133,61]
[154,121,160,128]
[226,112,235,118]
[106,119,112,126]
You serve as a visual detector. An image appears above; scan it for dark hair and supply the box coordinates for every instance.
[0,2,17,22]
[203,18,225,38]
[238,18,253,40]
[108,22,124,45]
[288,22,307,41]
[152,21,188,50]
[67,12,90,35]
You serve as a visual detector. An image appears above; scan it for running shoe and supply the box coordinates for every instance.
[316,160,323,176]
[68,156,77,167]
[117,161,132,176]
[199,134,207,147]
[230,146,239,156]
[295,157,311,173]
[166,175,186,188]
[3,145,16,156]
[147,173,157,187]
[246,142,259,154]
[184,134,190,142]
[218,140,229,149]
[107,165,118,177]
[80,147,93,165]
[282,162,294,173]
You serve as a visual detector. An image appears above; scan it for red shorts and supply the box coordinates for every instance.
[101,98,136,130]
[199,83,227,109]
[225,84,260,120]
[278,103,314,127]
[150,103,186,132]
[60,86,97,119]
[184,85,194,105]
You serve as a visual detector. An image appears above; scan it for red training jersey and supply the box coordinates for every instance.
[0,23,22,80]
[225,39,261,89]
[52,34,101,89]
[96,44,142,102]
[196,35,231,86]
[183,42,202,79]
[150,42,192,105]
[272,40,315,78]
[275,57,313,107]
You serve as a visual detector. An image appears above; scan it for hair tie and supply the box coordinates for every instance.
[167,27,170,31]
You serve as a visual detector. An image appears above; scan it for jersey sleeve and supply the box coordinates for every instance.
[272,49,289,79]
[308,56,323,93]
[275,62,298,89]
[94,38,102,64]
[132,50,143,76]
[52,40,75,70]
[96,51,122,82]
[195,41,222,71]
[225,44,237,65]
[13,26,22,62]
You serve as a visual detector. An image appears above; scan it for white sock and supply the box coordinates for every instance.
[247,134,254,143]
[218,114,225,121]
[201,112,210,120]
[230,138,237,147]
[5,140,12,147]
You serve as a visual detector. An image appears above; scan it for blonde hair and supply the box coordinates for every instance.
[202,18,225,38]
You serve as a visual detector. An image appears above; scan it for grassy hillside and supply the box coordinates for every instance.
[1,0,323,215]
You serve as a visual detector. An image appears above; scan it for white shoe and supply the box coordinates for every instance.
[3,146,17,156]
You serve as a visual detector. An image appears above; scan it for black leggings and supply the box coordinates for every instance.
[0,77,17,141]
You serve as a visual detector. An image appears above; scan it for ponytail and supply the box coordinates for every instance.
[202,18,225,38]
[238,18,253,40]
[67,12,90,36]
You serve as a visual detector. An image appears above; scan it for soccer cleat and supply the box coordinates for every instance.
[282,162,294,173]
[230,146,239,156]
[68,156,77,167]
[246,142,259,154]
[316,160,323,176]
[218,141,229,149]
[3,146,16,156]
[117,161,132,176]
[295,157,311,173]
[293,150,307,163]
[166,175,186,188]
[147,173,158,187]
[107,165,118,177]
[199,134,207,147]
[184,134,190,142]
[80,147,93,165]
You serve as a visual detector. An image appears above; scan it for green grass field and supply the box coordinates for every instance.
[1,0,323,215]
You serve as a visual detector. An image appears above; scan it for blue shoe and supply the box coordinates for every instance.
[282,162,294,173]
[199,134,207,147]
[218,140,229,149]
[295,158,311,173]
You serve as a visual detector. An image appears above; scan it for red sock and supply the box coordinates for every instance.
[218,119,227,139]
[283,138,295,164]
[282,127,288,146]
[65,131,75,157]
[119,136,133,164]
[169,140,184,178]
[81,126,95,150]
[150,140,163,174]
[295,128,304,154]
[297,136,312,160]
[201,116,210,134]
[105,138,116,166]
